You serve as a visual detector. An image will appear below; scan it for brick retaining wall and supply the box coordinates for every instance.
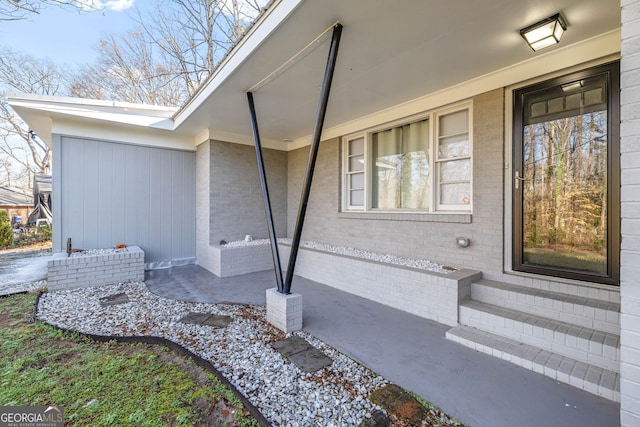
[47,246,145,291]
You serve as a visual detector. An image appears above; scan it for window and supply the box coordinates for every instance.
[342,103,472,213]
[345,136,365,209]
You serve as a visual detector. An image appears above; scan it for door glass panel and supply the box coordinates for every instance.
[521,73,608,275]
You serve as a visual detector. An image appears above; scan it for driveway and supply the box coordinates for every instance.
[0,249,51,295]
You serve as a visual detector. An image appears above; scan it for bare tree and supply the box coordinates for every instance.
[0,49,66,182]
[70,0,268,106]
[71,30,186,106]
[137,0,267,97]
[0,0,100,21]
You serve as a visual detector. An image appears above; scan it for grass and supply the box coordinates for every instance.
[524,246,606,274]
[0,292,259,427]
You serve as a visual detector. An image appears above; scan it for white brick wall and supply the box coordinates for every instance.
[621,0,640,424]
[279,244,480,326]
[286,90,505,279]
[210,244,275,277]
[266,288,303,333]
[47,246,145,291]
[196,140,288,276]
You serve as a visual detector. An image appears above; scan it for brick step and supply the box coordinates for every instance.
[459,300,619,372]
[471,279,620,335]
[445,325,620,402]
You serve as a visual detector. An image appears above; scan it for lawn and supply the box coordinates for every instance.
[0,292,259,427]
[524,246,606,273]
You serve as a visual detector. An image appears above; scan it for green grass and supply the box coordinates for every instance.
[0,293,259,427]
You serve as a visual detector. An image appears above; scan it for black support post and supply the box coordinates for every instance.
[283,23,343,294]
[247,91,285,293]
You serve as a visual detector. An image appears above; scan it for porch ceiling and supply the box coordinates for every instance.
[173,0,620,146]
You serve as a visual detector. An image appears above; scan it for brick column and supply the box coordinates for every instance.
[620,0,640,424]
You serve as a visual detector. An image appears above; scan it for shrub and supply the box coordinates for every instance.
[0,211,13,247]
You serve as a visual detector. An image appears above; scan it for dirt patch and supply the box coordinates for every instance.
[368,384,463,426]
[369,384,427,426]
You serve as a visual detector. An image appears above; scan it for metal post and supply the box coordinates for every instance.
[247,91,285,293]
[284,23,343,294]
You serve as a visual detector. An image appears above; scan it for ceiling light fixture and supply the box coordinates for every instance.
[520,13,567,51]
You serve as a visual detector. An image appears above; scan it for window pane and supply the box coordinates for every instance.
[350,189,364,206]
[585,88,603,106]
[440,159,470,182]
[371,119,430,209]
[349,137,364,155]
[438,134,469,159]
[439,110,468,136]
[349,155,364,172]
[521,72,609,276]
[547,97,563,114]
[440,182,470,205]
[350,173,364,190]
[565,93,581,110]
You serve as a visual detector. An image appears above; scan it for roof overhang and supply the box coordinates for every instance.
[7,0,621,152]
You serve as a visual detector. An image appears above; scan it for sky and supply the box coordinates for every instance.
[0,0,151,67]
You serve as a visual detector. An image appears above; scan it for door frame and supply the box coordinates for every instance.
[510,61,620,286]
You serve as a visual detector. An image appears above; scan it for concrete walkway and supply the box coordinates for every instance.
[145,266,620,427]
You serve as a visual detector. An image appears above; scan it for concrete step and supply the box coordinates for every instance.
[471,279,620,335]
[446,325,620,402]
[459,300,619,372]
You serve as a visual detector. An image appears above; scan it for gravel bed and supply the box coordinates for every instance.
[37,282,389,427]
[223,238,453,274]
[69,247,128,257]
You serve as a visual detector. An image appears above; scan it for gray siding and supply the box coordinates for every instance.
[55,136,196,266]
[287,89,505,278]
[209,140,287,244]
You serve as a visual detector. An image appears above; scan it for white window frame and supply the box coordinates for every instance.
[435,105,473,211]
[341,101,472,214]
[344,135,367,210]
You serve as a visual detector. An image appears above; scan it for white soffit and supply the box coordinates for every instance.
[6,94,187,149]
[6,0,621,152]
[172,0,621,148]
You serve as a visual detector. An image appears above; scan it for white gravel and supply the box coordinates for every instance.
[69,247,129,257]
[37,282,388,427]
[223,238,454,274]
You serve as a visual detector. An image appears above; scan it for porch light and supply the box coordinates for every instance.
[520,13,567,51]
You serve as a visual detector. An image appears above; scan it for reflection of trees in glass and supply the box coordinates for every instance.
[373,120,430,209]
[523,111,607,258]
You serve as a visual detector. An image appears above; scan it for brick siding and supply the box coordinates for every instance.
[47,246,144,291]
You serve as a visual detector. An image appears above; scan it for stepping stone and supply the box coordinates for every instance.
[178,312,232,328]
[99,292,130,307]
[272,336,333,373]
[179,312,211,324]
[358,410,391,427]
[201,314,233,328]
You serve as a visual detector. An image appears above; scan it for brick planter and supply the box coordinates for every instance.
[277,243,481,327]
[47,246,145,291]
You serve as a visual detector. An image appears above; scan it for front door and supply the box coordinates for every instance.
[513,62,619,285]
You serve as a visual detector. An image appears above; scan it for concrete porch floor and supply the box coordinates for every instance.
[145,265,620,427]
